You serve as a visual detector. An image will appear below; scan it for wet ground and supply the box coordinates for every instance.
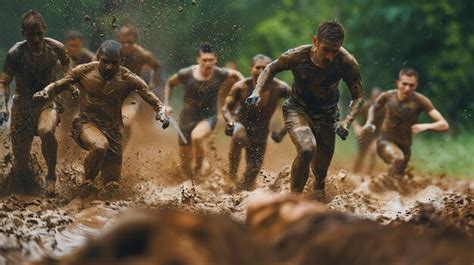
[0,116,472,264]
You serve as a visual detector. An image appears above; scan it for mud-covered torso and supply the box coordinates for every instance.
[379,90,433,147]
[71,62,143,129]
[235,78,286,129]
[276,45,361,112]
[178,66,229,118]
[3,38,69,97]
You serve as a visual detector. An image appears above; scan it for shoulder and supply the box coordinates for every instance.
[6,41,27,57]
[44,37,67,52]
[338,47,359,68]
[215,66,230,77]
[134,44,154,58]
[234,78,250,89]
[120,66,145,84]
[72,62,97,75]
[413,91,432,105]
[280,44,311,59]
[177,65,193,76]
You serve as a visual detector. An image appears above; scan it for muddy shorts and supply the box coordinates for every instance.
[376,138,411,173]
[178,110,217,146]
[282,99,339,151]
[10,95,59,137]
[71,115,123,163]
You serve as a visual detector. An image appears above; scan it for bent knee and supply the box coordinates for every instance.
[298,145,316,161]
[92,139,110,154]
[37,127,55,139]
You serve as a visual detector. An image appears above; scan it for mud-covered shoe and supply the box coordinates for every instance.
[101,181,120,197]
[44,178,57,197]
[309,189,328,203]
[78,180,99,198]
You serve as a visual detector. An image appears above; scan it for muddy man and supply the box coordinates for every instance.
[34,40,169,189]
[363,68,449,177]
[222,54,290,190]
[0,11,72,195]
[164,42,243,177]
[246,20,364,200]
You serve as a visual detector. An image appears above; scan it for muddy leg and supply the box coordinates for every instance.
[376,140,407,177]
[190,120,213,173]
[121,92,140,150]
[37,108,59,195]
[80,123,109,181]
[310,128,335,192]
[366,140,378,175]
[229,123,247,178]
[353,135,371,173]
[179,145,193,177]
[241,141,266,190]
[11,127,34,180]
[288,127,316,193]
[101,158,122,184]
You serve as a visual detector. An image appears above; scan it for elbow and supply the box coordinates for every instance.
[442,121,450,131]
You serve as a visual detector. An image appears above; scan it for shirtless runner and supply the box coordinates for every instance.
[246,20,364,200]
[164,42,243,176]
[0,11,72,195]
[363,68,449,177]
[222,54,290,190]
[33,40,169,190]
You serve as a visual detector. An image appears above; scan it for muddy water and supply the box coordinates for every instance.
[0,117,473,263]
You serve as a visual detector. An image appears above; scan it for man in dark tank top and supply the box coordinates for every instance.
[164,43,243,177]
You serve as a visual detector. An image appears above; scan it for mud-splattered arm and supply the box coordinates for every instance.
[364,92,387,131]
[133,75,164,112]
[34,73,80,101]
[163,73,180,107]
[342,62,364,126]
[222,80,244,123]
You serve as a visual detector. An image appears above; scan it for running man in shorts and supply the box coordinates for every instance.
[363,68,449,177]
[164,42,243,176]
[34,40,169,189]
[246,20,364,199]
[0,11,72,195]
[222,54,290,190]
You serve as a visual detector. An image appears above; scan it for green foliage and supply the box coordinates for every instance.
[0,0,472,129]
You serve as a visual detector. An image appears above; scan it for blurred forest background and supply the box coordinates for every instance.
[0,0,472,177]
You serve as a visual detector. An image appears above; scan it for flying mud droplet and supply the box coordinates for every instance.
[99,33,105,38]
[111,15,117,24]
[178,6,184,12]
[84,15,91,22]
[191,0,197,5]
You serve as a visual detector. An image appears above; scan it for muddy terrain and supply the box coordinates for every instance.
[0,119,472,264]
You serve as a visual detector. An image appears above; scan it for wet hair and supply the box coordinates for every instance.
[316,20,345,44]
[251,54,272,67]
[97,40,122,58]
[398,67,419,81]
[21,10,46,32]
[66,30,83,40]
[196,42,215,56]
[117,24,138,41]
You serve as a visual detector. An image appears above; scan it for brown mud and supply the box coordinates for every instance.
[0,116,472,264]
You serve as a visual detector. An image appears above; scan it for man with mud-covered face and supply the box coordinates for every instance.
[33,40,169,192]
[363,68,449,177]
[164,42,244,177]
[246,20,364,200]
[222,54,291,190]
[0,11,72,195]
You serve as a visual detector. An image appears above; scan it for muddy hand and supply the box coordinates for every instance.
[245,94,261,106]
[362,123,376,133]
[155,110,170,129]
[33,90,49,101]
[334,121,349,140]
[225,122,235,136]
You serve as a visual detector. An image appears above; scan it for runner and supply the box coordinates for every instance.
[0,11,72,195]
[222,54,290,190]
[246,20,364,199]
[164,42,243,176]
[33,40,169,191]
[363,68,449,177]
